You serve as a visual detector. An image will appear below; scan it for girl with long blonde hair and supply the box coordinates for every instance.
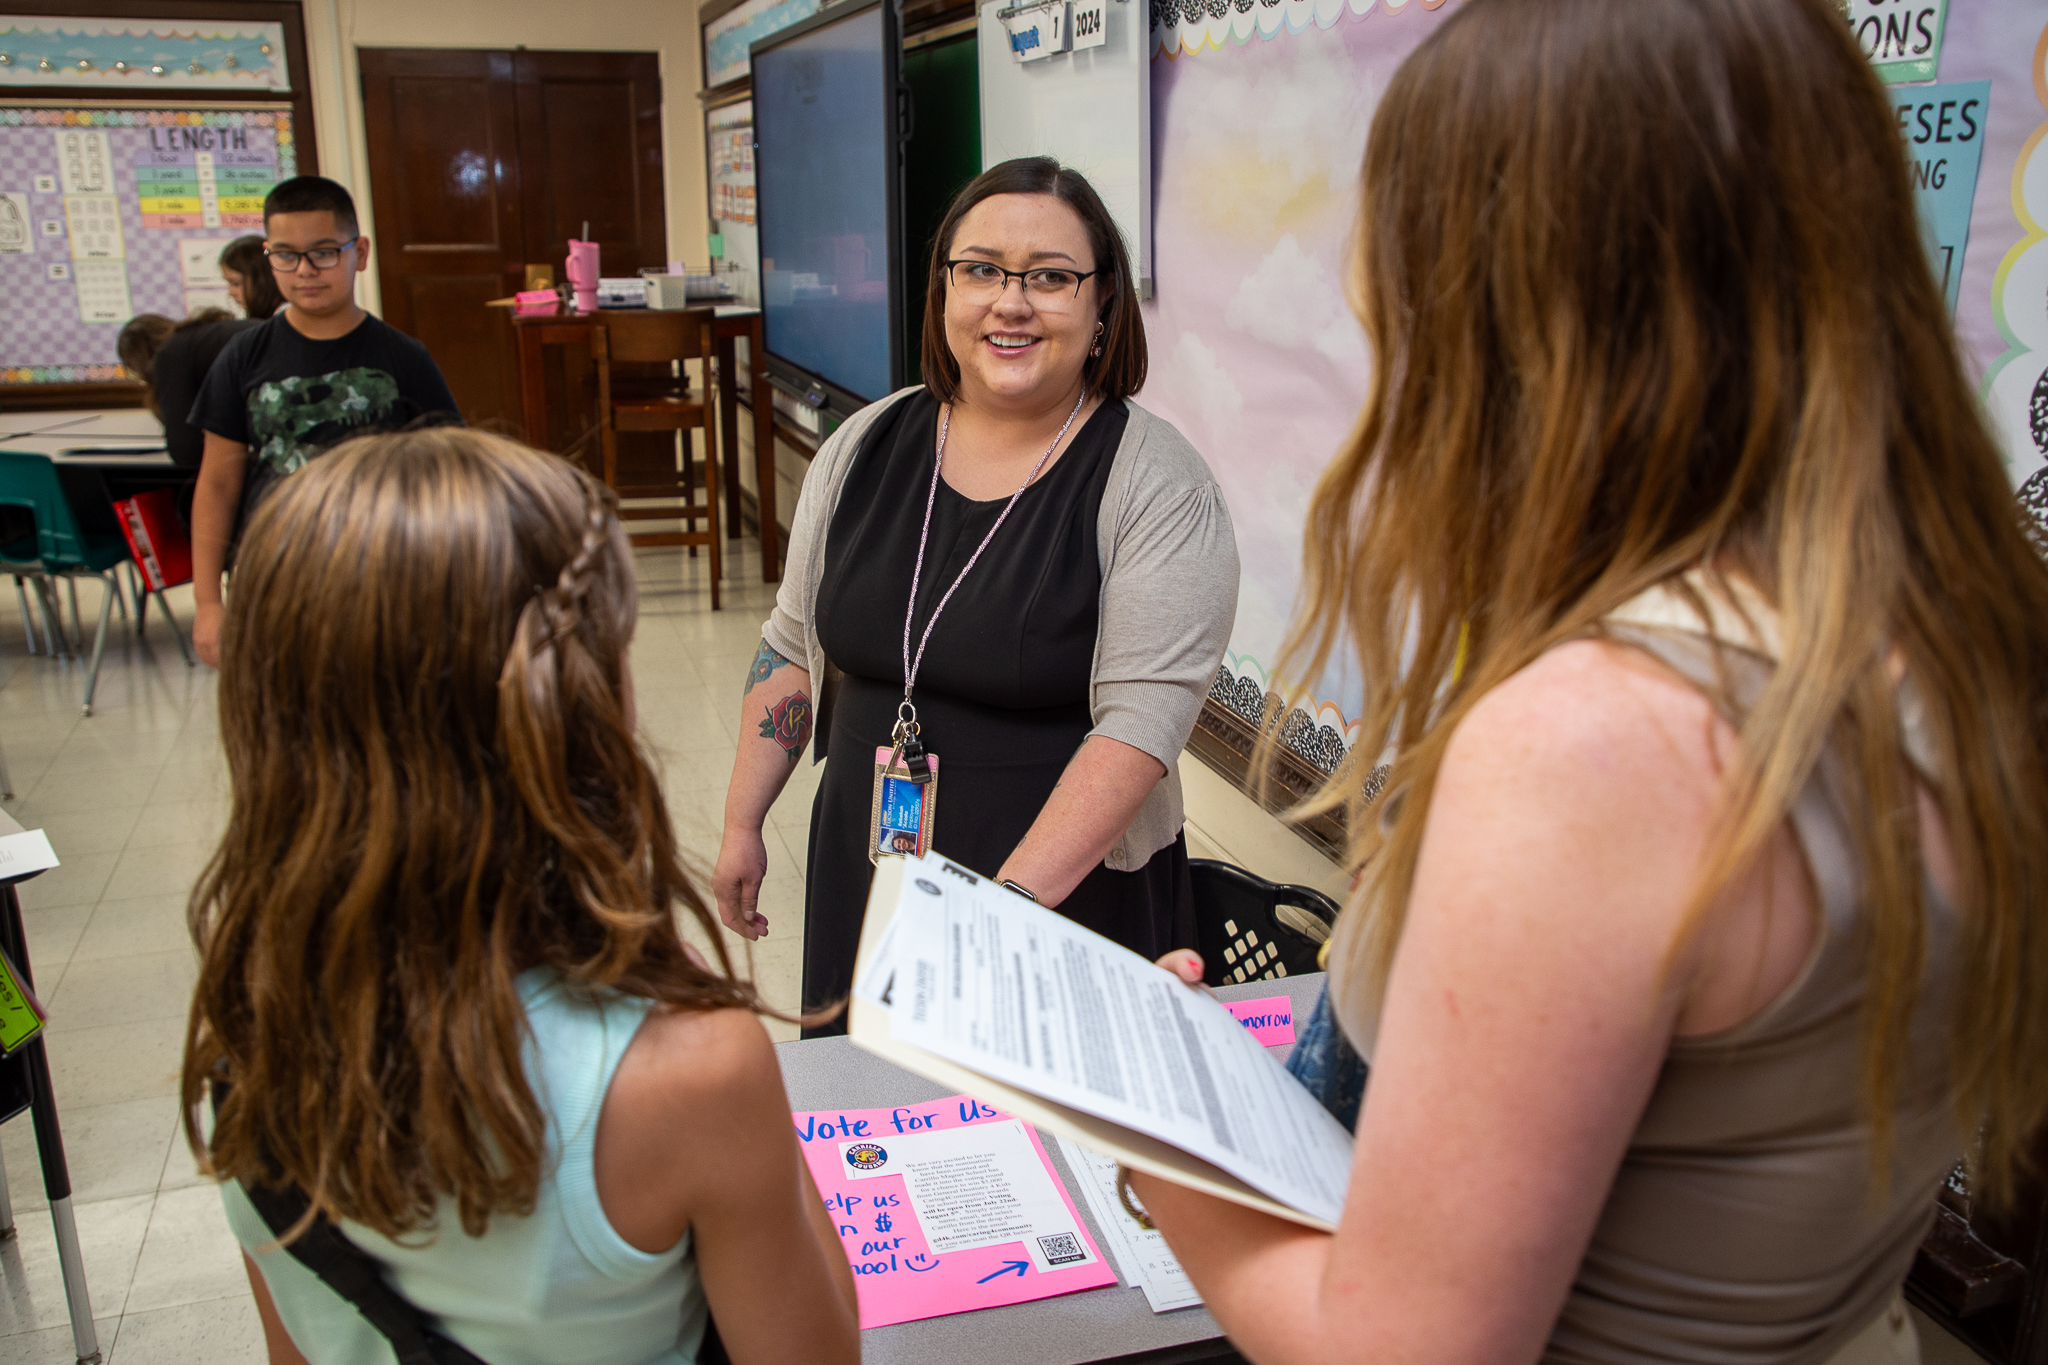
[181,429,858,1365]
[1137,1,2048,1361]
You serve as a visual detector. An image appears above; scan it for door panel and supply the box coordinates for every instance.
[360,48,666,444]
[513,51,667,279]
[359,48,524,431]
[401,273,512,434]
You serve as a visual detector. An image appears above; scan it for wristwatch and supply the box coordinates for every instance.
[1000,879,1038,902]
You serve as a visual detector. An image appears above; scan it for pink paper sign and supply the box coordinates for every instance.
[1227,995,1297,1046]
[794,1095,1117,1329]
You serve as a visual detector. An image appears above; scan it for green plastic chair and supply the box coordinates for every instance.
[0,451,192,715]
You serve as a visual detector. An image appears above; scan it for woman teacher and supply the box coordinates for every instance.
[712,158,1239,1036]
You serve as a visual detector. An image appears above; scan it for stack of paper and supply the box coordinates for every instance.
[851,852,1355,1231]
[1054,1134,1203,1313]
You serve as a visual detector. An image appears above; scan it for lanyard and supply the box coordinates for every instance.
[892,391,1087,776]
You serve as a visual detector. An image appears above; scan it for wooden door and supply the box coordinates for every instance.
[358,48,665,439]
[359,49,524,431]
[512,51,667,278]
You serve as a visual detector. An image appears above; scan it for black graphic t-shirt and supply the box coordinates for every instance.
[189,310,460,525]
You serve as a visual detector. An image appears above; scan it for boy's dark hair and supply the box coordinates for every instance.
[263,176,359,239]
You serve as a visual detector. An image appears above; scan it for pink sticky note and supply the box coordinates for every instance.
[794,1095,1117,1329]
[1227,995,1296,1046]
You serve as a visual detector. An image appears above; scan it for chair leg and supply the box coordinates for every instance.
[706,431,722,612]
[153,589,194,667]
[65,579,82,647]
[0,734,13,801]
[34,578,69,658]
[133,566,149,637]
[80,573,114,716]
[13,577,36,657]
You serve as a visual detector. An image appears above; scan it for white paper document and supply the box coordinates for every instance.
[873,853,1354,1226]
[1056,1134,1204,1313]
[839,1118,1097,1273]
[0,830,60,880]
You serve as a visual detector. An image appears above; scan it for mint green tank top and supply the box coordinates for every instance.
[221,968,709,1365]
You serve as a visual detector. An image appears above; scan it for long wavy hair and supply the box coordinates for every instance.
[182,428,767,1239]
[1280,0,2048,1202]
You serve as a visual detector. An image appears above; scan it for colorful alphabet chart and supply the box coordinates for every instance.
[0,105,296,386]
[795,1094,1116,1328]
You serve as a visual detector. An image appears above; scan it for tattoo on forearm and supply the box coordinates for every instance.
[760,692,813,764]
[747,638,795,691]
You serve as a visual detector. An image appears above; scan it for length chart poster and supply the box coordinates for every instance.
[0,105,295,385]
[795,1094,1116,1328]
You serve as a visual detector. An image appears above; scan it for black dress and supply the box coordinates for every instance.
[801,391,1194,1037]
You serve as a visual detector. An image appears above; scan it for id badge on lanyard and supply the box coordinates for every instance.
[869,742,939,863]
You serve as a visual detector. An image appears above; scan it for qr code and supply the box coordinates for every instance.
[1038,1232,1087,1266]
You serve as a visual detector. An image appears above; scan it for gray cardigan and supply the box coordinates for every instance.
[761,387,1240,871]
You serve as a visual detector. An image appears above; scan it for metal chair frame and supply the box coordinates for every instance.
[0,455,193,715]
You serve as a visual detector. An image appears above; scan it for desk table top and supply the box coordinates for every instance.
[776,971,1328,1365]
[0,409,172,467]
[499,301,760,324]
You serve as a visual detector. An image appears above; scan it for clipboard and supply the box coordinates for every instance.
[848,857,1336,1232]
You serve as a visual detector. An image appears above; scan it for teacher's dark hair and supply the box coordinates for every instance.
[920,157,1146,404]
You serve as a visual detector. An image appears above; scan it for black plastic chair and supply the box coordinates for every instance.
[1189,858,1341,986]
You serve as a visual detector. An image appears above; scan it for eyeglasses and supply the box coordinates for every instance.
[945,259,1099,309]
[266,239,359,272]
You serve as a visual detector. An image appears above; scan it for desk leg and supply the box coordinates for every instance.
[717,331,744,540]
[750,315,779,582]
[518,324,549,450]
[1,888,101,1363]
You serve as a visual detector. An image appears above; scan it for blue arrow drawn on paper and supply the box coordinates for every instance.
[976,1260,1030,1283]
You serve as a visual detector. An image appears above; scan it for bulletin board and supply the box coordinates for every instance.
[1137,0,2045,845]
[0,1,315,405]
[0,102,296,384]
[706,96,759,306]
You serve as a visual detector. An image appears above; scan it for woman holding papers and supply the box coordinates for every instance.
[182,430,859,1365]
[1133,2,2048,1364]
[713,158,1239,1038]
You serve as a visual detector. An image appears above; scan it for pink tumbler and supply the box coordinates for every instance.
[565,238,600,312]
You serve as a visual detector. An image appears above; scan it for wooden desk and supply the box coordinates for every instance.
[506,304,782,581]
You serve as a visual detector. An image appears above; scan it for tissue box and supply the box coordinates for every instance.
[596,276,649,308]
[646,273,732,308]
[646,274,692,309]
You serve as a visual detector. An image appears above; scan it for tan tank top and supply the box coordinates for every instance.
[1332,573,1965,1365]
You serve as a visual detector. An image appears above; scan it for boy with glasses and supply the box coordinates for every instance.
[187,175,459,665]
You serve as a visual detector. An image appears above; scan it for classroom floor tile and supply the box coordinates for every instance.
[0,539,809,1362]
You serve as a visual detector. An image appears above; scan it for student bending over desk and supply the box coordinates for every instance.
[1134,3,2048,1364]
[181,428,858,1365]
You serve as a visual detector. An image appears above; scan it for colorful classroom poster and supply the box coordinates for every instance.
[0,105,295,385]
[1894,79,1991,314]
[794,1095,1116,1328]
[1843,0,1950,84]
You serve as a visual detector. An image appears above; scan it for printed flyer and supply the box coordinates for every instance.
[794,1094,1116,1329]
